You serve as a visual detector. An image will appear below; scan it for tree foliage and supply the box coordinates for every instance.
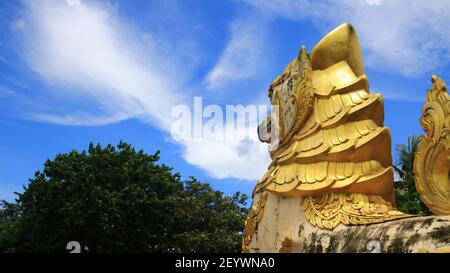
[0,142,248,253]
[393,135,430,215]
[0,201,20,252]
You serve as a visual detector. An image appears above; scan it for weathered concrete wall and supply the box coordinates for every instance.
[248,192,450,253]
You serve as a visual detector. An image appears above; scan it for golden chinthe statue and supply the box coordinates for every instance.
[243,23,450,253]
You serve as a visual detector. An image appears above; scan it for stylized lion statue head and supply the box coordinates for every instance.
[255,23,395,205]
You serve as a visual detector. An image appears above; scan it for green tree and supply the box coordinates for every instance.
[0,201,20,252]
[1,142,248,253]
[393,135,430,215]
[171,178,248,252]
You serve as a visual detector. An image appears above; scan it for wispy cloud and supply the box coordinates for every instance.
[10,0,270,181]
[204,11,269,90]
[241,0,450,77]
[323,0,450,77]
[14,1,185,130]
[178,126,270,180]
[0,85,15,98]
[378,90,424,103]
[203,0,450,103]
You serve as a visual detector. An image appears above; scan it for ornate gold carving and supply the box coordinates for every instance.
[285,47,315,144]
[242,193,268,253]
[270,46,315,148]
[303,193,413,230]
[277,120,388,162]
[284,69,314,145]
[414,75,450,215]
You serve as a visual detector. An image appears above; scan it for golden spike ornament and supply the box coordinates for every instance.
[414,75,450,215]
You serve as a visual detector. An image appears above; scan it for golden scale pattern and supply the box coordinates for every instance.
[260,160,389,194]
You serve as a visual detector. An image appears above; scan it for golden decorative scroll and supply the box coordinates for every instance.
[303,193,413,230]
[242,193,268,253]
[269,46,315,148]
[414,75,450,215]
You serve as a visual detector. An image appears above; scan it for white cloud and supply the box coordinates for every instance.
[0,85,15,98]
[15,1,184,130]
[241,0,450,77]
[204,12,269,90]
[12,0,271,181]
[375,87,424,102]
[179,129,270,180]
[169,97,272,180]
[32,112,135,126]
[325,0,450,76]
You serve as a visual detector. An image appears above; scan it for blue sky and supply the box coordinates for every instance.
[1,0,450,202]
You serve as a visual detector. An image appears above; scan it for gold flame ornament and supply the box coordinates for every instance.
[414,75,450,215]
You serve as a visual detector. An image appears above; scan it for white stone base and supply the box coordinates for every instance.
[248,192,450,253]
